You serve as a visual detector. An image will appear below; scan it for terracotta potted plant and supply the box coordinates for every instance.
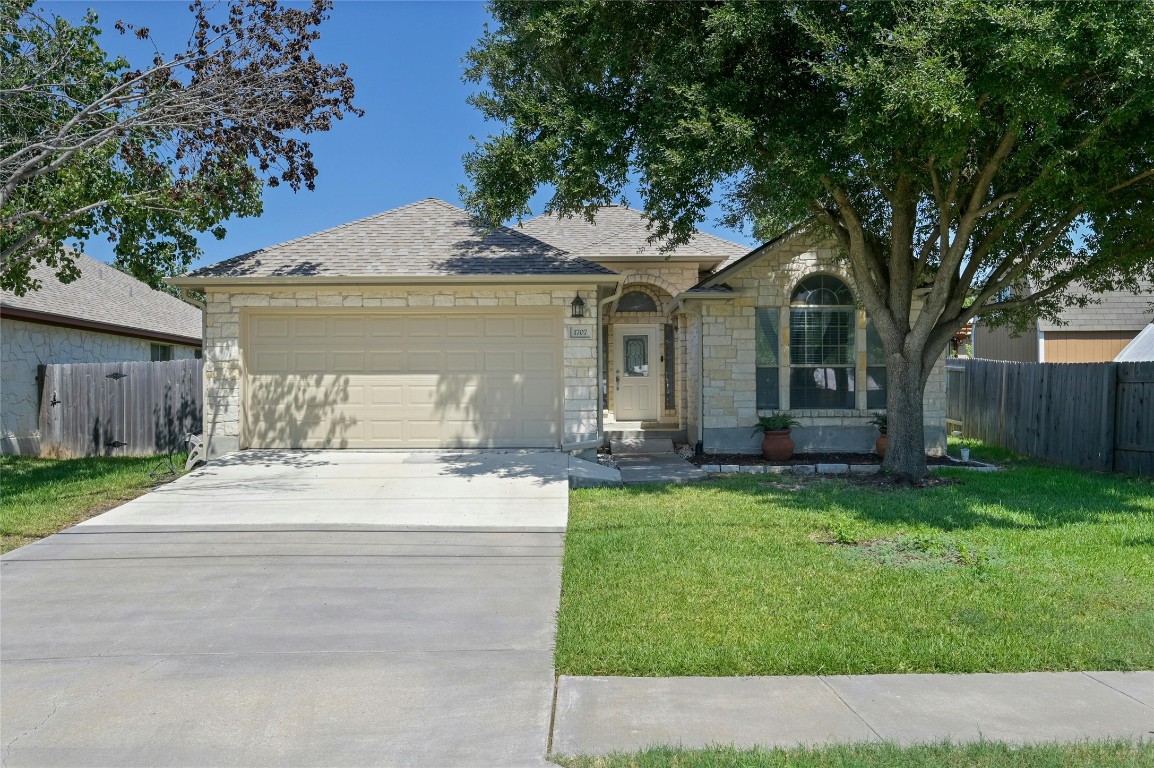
[870,412,888,458]
[751,412,801,461]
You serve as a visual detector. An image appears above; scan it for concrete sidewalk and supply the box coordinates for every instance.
[552,672,1154,755]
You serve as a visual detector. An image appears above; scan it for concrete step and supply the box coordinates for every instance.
[610,437,675,455]
[605,429,688,443]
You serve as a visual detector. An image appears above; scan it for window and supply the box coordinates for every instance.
[150,343,173,362]
[789,275,855,409]
[755,275,888,413]
[617,290,658,313]
[866,318,887,409]
[755,308,780,409]
[664,324,676,411]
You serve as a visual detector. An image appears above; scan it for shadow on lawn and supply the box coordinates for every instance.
[0,455,167,499]
[598,465,1154,533]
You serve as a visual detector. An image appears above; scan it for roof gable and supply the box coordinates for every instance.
[1,252,202,342]
[184,198,616,280]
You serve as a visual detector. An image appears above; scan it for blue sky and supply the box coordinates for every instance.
[44,1,756,272]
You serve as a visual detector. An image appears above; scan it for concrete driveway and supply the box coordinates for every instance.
[1,450,568,767]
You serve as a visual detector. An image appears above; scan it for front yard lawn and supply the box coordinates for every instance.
[0,454,184,553]
[555,741,1154,768]
[557,459,1154,676]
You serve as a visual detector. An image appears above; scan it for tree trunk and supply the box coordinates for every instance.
[882,351,929,480]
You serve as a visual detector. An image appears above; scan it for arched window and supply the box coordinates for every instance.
[616,290,658,313]
[789,275,856,409]
[755,274,887,412]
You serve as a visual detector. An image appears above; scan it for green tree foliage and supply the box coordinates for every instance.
[463,0,1154,478]
[1,0,362,294]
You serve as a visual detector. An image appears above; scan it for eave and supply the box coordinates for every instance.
[167,273,623,289]
[0,305,202,347]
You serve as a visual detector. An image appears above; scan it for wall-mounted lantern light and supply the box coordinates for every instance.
[571,294,586,318]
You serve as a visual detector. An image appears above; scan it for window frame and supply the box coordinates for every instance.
[754,273,886,414]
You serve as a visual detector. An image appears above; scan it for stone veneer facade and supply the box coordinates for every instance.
[685,235,948,455]
[1,317,200,455]
[201,286,601,457]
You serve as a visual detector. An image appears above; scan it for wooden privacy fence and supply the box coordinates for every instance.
[38,358,203,458]
[946,358,1153,475]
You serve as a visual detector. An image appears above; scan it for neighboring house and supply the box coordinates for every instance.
[972,283,1154,363]
[1,252,203,455]
[1116,322,1154,362]
[171,198,947,459]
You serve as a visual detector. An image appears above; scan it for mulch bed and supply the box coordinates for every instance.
[687,452,956,467]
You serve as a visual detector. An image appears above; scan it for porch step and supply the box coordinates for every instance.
[610,437,676,455]
[605,429,688,443]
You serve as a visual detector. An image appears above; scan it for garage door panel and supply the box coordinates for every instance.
[245,311,562,449]
[407,317,444,336]
[483,316,517,337]
[251,316,289,339]
[484,350,518,372]
[446,317,480,337]
[292,317,328,337]
[368,317,404,337]
[250,350,289,374]
[445,350,482,372]
[368,351,403,372]
[523,351,556,372]
[330,351,366,372]
[522,317,558,337]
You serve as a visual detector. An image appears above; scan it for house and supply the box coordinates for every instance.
[170,198,947,459]
[1,251,203,455]
[972,283,1153,363]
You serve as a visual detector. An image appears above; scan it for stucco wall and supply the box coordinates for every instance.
[694,236,948,455]
[1,317,199,455]
[202,286,601,457]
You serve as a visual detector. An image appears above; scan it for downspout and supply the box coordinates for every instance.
[596,279,626,443]
[178,288,205,310]
[674,298,705,450]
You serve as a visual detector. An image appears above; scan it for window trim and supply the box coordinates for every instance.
[754,273,886,414]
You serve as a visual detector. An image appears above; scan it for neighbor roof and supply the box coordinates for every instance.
[518,205,749,266]
[0,251,202,344]
[179,198,617,282]
[1038,282,1154,332]
[1116,322,1154,362]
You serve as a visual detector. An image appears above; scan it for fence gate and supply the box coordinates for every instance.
[1114,362,1154,475]
[38,358,203,458]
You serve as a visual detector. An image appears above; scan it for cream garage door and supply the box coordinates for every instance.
[244,310,562,448]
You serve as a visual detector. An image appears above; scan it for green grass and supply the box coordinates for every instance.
[1,454,185,553]
[557,459,1154,676]
[553,741,1154,768]
[948,435,1030,465]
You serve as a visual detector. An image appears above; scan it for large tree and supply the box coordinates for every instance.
[462,0,1154,479]
[1,0,361,294]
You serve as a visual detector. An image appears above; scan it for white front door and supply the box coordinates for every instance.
[613,324,659,421]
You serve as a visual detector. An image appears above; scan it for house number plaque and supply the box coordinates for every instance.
[568,327,591,339]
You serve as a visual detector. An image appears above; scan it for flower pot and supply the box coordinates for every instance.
[761,429,795,461]
[875,428,888,458]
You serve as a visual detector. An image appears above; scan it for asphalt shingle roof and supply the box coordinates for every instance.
[1038,281,1154,332]
[1,251,202,342]
[185,198,616,279]
[518,205,749,265]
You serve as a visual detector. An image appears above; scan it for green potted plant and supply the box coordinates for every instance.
[869,412,888,458]
[751,412,802,461]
